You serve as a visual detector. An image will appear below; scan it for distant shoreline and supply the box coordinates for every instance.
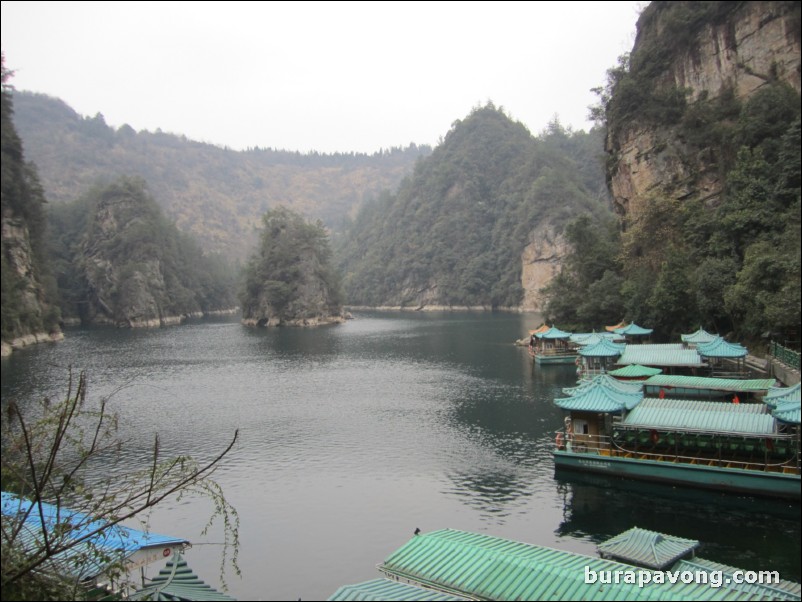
[346,305,539,313]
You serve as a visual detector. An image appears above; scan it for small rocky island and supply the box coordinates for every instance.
[240,207,345,327]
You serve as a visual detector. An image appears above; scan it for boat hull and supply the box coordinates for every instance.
[553,450,801,500]
[534,354,577,365]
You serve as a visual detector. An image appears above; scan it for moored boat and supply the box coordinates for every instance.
[551,376,801,499]
[528,325,577,364]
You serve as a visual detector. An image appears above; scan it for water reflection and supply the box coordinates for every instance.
[2,312,799,600]
[555,470,801,581]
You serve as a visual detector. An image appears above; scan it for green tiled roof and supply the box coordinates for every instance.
[617,344,703,367]
[327,578,467,601]
[597,527,699,570]
[535,326,572,339]
[623,398,775,435]
[130,553,235,601]
[609,365,663,378]
[697,337,748,358]
[555,387,642,413]
[681,328,718,345]
[377,529,797,601]
[614,323,653,336]
[570,332,624,346]
[643,375,776,393]
[564,374,643,396]
[765,383,801,407]
[578,338,625,357]
[672,557,801,601]
[772,399,801,424]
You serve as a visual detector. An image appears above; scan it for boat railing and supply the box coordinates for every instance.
[535,347,577,357]
[553,430,800,475]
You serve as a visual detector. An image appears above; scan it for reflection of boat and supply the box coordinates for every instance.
[552,377,801,500]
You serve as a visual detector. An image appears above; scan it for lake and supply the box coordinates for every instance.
[1,312,799,600]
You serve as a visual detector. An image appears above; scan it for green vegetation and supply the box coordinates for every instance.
[48,177,238,324]
[241,207,343,324]
[1,56,61,342]
[549,76,801,341]
[13,91,430,260]
[337,105,612,308]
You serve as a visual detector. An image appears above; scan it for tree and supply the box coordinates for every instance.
[1,370,239,600]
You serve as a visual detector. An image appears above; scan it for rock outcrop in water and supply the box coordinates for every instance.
[241,207,344,327]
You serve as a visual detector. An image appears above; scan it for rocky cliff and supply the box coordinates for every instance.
[241,207,345,327]
[608,1,801,218]
[74,177,238,327]
[1,63,62,355]
[520,223,569,312]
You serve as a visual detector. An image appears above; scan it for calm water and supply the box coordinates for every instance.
[1,312,799,600]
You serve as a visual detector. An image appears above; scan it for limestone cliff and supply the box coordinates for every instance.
[1,67,61,355]
[75,177,238,327]
[607,1,801,218]
[520,224,569,312]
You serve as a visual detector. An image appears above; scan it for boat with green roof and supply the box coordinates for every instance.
[551,376,801,499]
[528,326,577,365]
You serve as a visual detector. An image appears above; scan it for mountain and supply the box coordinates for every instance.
[12,91,430,261]
[1,62,61,354]
[48,177,239,327]
[550,0,801,340]
[337,104,613,310]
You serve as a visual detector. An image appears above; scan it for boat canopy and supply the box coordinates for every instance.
[622,398,775,435]
[697,337,748,358]
[608,365,663,378]
[329,578,466,601]
[563,374,643,396]
[617,344,703,368]
[130,553,236,601]
[765,383,801,408]
[1,492,188,581]
[772,399,801,425]
[555,379,642,413]
[643,375,776,394]
[368,527,802,602]
[597,527,699,570]
[605,320,628,332]
[535,326,572,339]
[570,332,624,346]
[578,338,625,357]
[614,323,653,336]
[681,327,718,345]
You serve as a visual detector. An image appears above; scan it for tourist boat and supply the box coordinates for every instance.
[331,526,801,600]
[528,325,577,365]
[551,376,801,499]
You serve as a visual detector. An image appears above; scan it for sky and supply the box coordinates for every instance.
[2,1,644,154]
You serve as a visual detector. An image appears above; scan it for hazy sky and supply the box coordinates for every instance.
[2,1,644,154]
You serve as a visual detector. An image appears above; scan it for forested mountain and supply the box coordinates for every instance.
[241,207,344,327]
[337,104,613,309]
[48,177,238,327]
[1,59,61,350]
[13,91,430,260]
[545,0,801,342]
